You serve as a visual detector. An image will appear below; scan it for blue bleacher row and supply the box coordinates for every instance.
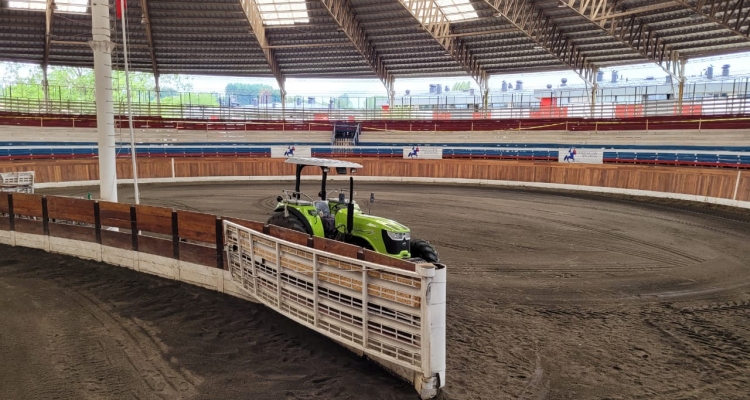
[1,143,749,168]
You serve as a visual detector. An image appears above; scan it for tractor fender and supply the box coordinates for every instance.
[274,205,322,237]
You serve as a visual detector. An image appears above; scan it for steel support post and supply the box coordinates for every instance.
[482,88,489,116]
[154,73,161,114]
[677,59,687,115]
[590,82,598,118]
[89,0,118,202]
[42,65,49,112]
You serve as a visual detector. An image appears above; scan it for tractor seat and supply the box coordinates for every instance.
[314,200,331,217]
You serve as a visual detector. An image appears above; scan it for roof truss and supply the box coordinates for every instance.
[139,0,159,77]
[396,0,488,90]
[319,0,394,95]
[238,0,286,95]
[482,0,599,84]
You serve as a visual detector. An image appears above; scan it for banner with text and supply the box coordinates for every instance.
[558,148,603,164]
[403,146,443,159]
[271,146,311,158]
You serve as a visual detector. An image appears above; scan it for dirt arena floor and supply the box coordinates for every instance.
[3,181,750,400]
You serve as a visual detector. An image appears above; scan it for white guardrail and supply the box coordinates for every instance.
[0,171,35,193]
[223,221,447,399]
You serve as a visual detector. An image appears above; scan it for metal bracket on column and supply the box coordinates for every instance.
[88,40,115,54]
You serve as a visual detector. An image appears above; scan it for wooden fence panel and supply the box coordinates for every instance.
[101,229,133,250]
[0,194,9,213]
[179,242,216,267]
[47,196,95,224]
[223,217,265,232]
[177,210,216,244]
[99,201,133,230]
[49,223,95,242]
[138,235,173,258]
[11,193,43,217]
[14,218,43,235]
[362,249,416,272]
[267,225,309,246]
[135,204,173,235]
[738,171,750,202]
[312,236,360,259]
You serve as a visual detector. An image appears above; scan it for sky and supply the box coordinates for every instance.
[3,51,750,97]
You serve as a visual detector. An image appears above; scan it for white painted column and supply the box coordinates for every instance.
[42,65,50,112]
[89,0,118,202]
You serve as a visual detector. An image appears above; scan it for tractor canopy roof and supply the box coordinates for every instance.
[285,157,363,170]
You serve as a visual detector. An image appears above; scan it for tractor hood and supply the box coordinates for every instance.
[356,214,410,233]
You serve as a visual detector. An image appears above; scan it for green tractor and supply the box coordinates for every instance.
[267,157,439,263]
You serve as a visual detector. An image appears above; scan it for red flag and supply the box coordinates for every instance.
[116,0,127,19]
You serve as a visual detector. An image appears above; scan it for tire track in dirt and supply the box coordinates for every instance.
[44,286,200,399]
[32,182,750,400]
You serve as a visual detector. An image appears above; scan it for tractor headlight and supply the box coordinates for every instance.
[386,231,410,241]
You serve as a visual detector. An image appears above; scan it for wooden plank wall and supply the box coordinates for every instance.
[736,171,749,201]
[0,158,747,202]
[1,192,418,272]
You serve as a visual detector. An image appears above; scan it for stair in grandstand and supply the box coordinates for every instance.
[331,122,360,154]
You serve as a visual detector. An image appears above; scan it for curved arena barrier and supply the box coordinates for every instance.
[0,193,446,399]
[1,158,748,208]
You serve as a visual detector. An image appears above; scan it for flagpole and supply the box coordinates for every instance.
[120,0,140,204]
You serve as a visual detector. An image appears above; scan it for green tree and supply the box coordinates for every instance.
[452,81,471,91]
[225,83,281,104]
[161,93,218,107]
[335,94,352,109]
[1,62,193,105]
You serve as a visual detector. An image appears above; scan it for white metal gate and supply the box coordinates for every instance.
[0,171,35,193]
[223,221,446,399]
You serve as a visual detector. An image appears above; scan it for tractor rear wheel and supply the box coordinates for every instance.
[267,212,309,234]
[410,239,439,263]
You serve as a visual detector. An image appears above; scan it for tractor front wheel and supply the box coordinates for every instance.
[410,239,439,263]
[267,212,309,234]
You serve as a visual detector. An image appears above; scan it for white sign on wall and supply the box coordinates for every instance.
[558,148,603,164]
[403,146,443,159]
[271,146,311,158]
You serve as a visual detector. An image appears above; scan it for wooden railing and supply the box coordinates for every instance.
[1,158,747,203]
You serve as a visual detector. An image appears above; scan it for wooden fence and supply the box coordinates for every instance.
[0,158,747,202]
[0,192,415,272]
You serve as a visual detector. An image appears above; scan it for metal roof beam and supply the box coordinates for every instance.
[238,0,285,96]
[610,13,685,79]
[43,0,53,68]
[318,0,395,96]
[482,0,598,84]
[558,1,686,80]
[139,0,159,77]
[396,0,489,91]
[672,0,750,41]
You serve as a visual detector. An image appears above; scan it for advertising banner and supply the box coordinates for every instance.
[558,147,603,164]
[403,146,443,159]
[271,146,311,158]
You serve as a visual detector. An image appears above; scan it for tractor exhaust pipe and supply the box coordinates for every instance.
[347,176,354,236]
